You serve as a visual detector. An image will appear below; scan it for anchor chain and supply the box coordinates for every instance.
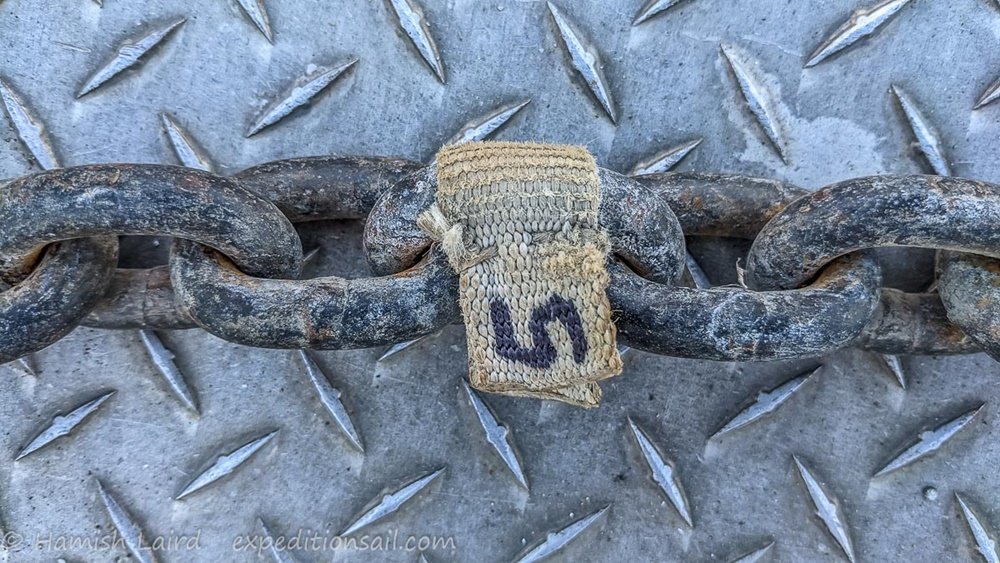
[1,155,997,363]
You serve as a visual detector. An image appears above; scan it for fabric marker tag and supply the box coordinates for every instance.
[419,141,622,407]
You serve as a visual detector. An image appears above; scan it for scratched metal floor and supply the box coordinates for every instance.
[2,0,1000,561]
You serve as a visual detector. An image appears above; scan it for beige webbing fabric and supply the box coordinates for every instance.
[419,141,622,407]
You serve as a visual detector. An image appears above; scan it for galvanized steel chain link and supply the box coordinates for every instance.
[1,155,998,364]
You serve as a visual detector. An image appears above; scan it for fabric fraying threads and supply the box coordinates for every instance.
[419,141,622,407]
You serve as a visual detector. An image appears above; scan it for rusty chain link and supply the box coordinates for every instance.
[1,156,998,363]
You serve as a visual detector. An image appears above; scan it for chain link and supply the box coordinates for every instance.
[938,251,1000,360]
[363,165,686,283]
[1,155,997,362]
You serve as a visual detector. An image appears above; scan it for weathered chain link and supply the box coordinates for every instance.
[1,156,997,363]
[631,173,978,358]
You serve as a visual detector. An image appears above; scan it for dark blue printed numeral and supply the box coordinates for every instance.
[489,295,588,368]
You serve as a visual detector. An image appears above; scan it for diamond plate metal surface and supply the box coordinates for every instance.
[2,1,1000,561]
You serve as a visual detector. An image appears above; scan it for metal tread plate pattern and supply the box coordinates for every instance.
[1,0,999,561]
